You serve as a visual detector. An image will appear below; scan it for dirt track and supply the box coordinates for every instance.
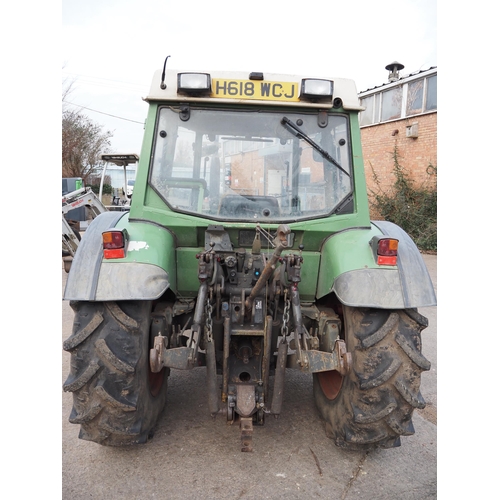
[62,255,437,500]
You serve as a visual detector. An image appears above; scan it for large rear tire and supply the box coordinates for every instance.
[63,300,167,446]
[313,307,430,450]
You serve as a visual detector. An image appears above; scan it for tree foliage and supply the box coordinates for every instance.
[89,183,112,195]
[62,110,113,182]
[370,145,437,252]
[61,72,113,182]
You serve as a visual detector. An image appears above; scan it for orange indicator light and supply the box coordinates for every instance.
[102,230,127,259]
[102,231,125,249]
[377,238,398,256]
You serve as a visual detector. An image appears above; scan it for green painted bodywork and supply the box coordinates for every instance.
[175,247,321,301]
[114,103,376,302]
[316,226,385,299]
[110,103,382,302]
[107,214,178,294]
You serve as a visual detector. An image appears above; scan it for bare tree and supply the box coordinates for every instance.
[62,110,113,182]
[62,68,114,182]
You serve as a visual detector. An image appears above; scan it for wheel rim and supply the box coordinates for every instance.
[317,369,343,401]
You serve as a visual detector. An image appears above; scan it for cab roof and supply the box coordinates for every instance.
[145,69,363,111]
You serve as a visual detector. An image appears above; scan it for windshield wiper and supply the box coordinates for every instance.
[281,117,350,177]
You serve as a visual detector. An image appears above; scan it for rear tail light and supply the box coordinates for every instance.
[370,236,399,266]
[102,230,128,259]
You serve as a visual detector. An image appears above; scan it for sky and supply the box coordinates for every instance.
[61,0,437,156]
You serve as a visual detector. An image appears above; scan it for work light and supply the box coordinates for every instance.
[300,79,334,101]
[177,73,211,95]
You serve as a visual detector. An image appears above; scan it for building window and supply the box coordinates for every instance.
[381,87,402,121]
[359,93,380,126]
[360,95,375,126]
[425,75,437,111]
[406,75,437,115]
[407,79,424,115]
[359,71,436,126]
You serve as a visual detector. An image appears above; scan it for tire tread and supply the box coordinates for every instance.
[313,307,430,450]
[63,300,167,446]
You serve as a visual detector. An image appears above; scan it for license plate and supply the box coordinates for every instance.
[211,79,299,102]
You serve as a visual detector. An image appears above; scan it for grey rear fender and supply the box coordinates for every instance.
[63,212,172,302]
[318,221,436,309]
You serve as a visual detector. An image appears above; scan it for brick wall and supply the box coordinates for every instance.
[360,112,437,217]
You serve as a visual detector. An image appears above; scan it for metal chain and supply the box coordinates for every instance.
[281,289,290,339]
[205,296,213,342]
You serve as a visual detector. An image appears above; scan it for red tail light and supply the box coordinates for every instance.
[370,236,399,266]
[102,230,127,259]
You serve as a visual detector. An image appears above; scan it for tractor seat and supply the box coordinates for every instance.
[219,195,280,218]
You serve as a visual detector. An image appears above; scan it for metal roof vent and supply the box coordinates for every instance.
[385,61,404,83]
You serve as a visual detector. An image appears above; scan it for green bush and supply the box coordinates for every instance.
[89,184,112,195]
[370,145,437,252]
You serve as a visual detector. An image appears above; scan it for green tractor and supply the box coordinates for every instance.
[63,64,436,451]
